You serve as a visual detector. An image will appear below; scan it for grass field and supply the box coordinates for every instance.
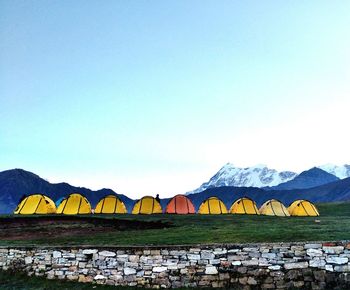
[0,202,349,246]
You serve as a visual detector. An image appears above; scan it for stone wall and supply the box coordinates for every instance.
[0,242,350,289]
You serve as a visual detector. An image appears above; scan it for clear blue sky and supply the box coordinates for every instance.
[1,1,349,198]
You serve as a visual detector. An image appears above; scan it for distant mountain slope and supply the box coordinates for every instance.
[269,167,339,190]
[187,163,297,194]
[186,177,350,210]
[318,164,350,179]
[0,169,134,214]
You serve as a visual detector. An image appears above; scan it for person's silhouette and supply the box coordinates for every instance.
[155,194,160,203]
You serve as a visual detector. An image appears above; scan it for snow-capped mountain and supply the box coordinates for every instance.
[187,163,297,194]
[317,164,350,179]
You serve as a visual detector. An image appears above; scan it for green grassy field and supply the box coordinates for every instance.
[0,202,349,246]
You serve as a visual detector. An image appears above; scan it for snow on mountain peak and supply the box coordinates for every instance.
[317,164,350,179]
[187,164,297,194]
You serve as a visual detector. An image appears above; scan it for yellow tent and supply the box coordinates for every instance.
[229,197,259,215]
[95,195,127,214]
[259,199,290,216]
[288,200,319,216]
[56,193,91,214]
[198,197,228,214]
[14,194,56,214]
[132,196,162,214]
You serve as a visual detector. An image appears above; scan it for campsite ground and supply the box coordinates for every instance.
[0,202,349,246]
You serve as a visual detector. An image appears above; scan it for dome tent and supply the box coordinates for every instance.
[165,195,195,214]
[56,193,91,214]
[95,194,127,214]
[55,197,65,207]
[198,197,228,214]
[229,197,259,215]
[259,199,290,217]
[14,194,56,214]
[288,200,319,216]
[132,196,162,214]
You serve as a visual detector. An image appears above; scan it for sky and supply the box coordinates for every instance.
[1,1,350,198]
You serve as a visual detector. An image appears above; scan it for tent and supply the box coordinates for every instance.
[94,195,127,214]
[288,200,319,216]
[165,195,195,214]
[14,194,56,214]
[55,197,65,207]
[229,197,259,215]
[198,197,228,214]
[131,196,162,214]
[56,193,91,214]
[259,199,290,216]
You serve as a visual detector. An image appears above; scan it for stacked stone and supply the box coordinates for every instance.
[0,242,349,289]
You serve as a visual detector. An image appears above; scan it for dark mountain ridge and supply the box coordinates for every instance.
[268,167,340,190]
[0,169,134,214]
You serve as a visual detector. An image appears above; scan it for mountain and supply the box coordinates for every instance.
[269,167,339,190]
[0,169,134,214]
[186,177,350,210]
[187,163,297,194]
[318,164,350,179]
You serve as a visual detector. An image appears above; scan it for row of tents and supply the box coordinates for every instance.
[14,193,320,216]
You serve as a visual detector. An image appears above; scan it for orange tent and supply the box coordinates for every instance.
[165,195,195,214]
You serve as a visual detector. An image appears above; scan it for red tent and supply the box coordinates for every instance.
[165,195,195,214]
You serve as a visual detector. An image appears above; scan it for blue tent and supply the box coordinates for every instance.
[55,197,65,207]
